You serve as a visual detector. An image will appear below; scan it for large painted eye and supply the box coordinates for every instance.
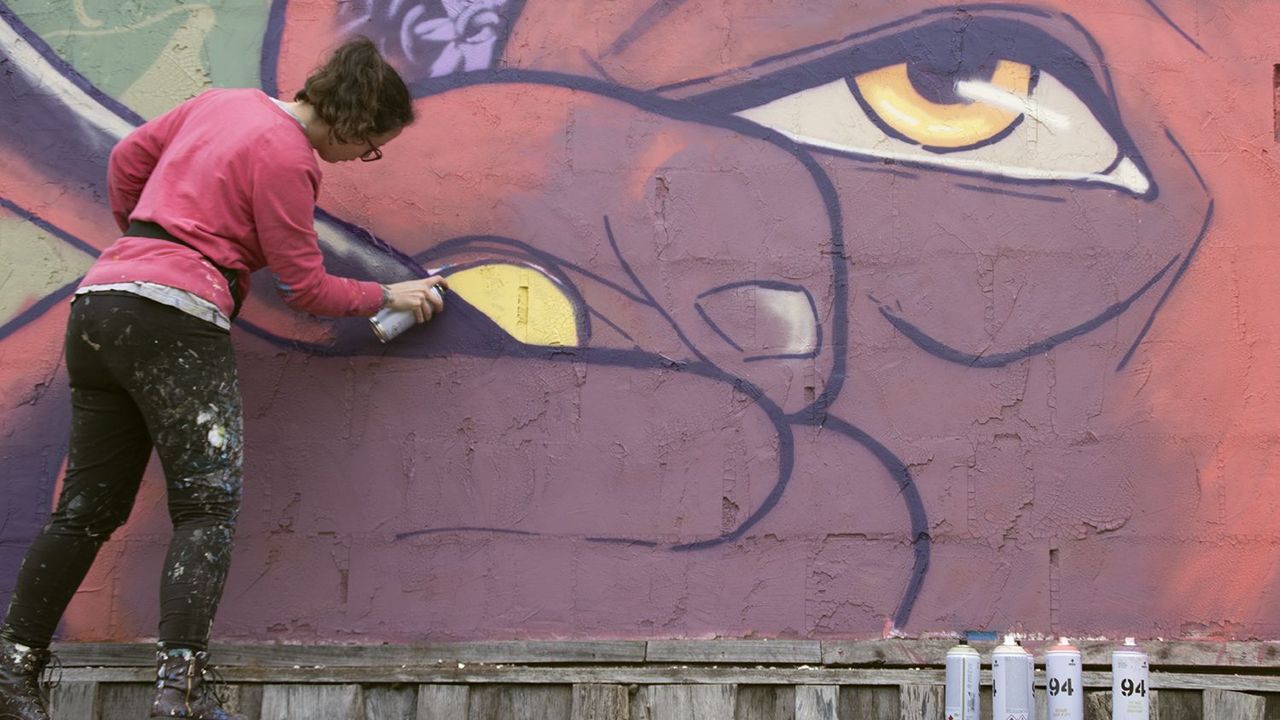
[690,16,1152,196]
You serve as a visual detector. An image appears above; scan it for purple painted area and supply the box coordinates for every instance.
[10,0,1280,645]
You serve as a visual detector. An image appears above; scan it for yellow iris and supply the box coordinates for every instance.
[852,60,1033,149]
[444,263,581,347]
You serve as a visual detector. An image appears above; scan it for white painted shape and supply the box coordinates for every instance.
[0,12,134,141]
[756,287,817,354]
[956,79,1070,132]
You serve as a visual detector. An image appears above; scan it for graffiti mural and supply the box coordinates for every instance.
[1,0,1275,642]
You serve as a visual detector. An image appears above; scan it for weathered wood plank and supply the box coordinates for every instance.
[735,686,795,720]
[822,639,1280,668]
[838,686,896,720]
[795,685,838,720]
[1204,689,1265,720]
[417,684,469,719]
[468,685,573,720]
[899,684,941,720]
[97,683,153,717]
[49,680,99,720]
[230,684,264,719]
[571,684,629,720]
[1085,690,1112,720]
[51,639,1280,670]
[50,666,1280,693]
[1154,689,1200,720]
[647,640,821,664]
[634,685,735,720]
[50,641,647,667]
[260,683,363,720]
[365,684,417,719]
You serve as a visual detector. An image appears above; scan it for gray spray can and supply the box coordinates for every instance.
[370,284,444,343]
[992,634,1034,720]
[945,639,980,720]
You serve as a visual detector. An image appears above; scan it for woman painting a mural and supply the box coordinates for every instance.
[0,37,445,720]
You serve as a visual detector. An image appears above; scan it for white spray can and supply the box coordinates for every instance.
[1111,638,1149,720]
[1044,637,1083,720]
[370,284,445,343]
[991,634,1034,720]
[945,639,981,720]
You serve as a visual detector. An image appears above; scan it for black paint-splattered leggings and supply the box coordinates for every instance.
[1,292,242,650]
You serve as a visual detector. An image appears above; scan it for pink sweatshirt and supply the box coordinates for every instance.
[85,88,384,319]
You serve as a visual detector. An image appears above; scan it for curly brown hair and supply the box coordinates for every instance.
[295,37,414,143]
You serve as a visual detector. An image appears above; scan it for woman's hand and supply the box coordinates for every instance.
[382,276,448,323]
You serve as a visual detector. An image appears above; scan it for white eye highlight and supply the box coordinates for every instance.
[735,70,1150,195]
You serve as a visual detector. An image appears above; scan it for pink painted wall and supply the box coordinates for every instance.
[1,0,1278,643]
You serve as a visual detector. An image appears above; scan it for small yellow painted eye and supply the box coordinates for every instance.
[445,263,580,347]
[852,60,1033,150]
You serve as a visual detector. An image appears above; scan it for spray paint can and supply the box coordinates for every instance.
[945,640,981,720]
[370,284,445,343]
[1111,638,1149,720]
[1044,638,1083,720]
[992,634,1034,720]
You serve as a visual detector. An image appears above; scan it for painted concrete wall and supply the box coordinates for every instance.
[0,0,1277,643]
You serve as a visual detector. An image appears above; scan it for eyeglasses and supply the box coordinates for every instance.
[359,140,383,163]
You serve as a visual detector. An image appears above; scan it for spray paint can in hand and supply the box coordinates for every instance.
[1045,637,1083,720]
[370,283,445,343]
[1111,638,1150,720]
[992,634,1034,720]
[945,639,981,720]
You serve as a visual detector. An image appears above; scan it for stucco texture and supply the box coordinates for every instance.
[0,0,1277,643]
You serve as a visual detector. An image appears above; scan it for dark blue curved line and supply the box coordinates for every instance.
[1116,200,1214,371]
[586,307,636,344]
[673,411,795,551]
[693,303,743,352]
[603,0,692,58]
[0,3,145,126]
[0,280,78,341]
[319,207,429,278]
[1142,0,1207,53]
[603,215,715,367]
[0,196,101,259]
[881,253,1179,368]
[1163,127,1209,193]
[395,526,540,541]
[413,235,597,342]
[260,0,288,97]
[695,279,815,298]
[694,280,826,363]
[956,183,1067,204]
[417,234,630,307]
[649,3,1057,96]
[813,415,929,630]
[743,352,816,363]
[1113,124,1213,370]
[584,537,660,547]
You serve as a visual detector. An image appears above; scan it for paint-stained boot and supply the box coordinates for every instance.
[0,637,52,720]
[149,647,245,720]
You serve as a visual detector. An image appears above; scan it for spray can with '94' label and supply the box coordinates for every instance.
[944,640,980,720]
[992,634,1034,720]
[1045,638,1083,720]
[1111,638,1149,720]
